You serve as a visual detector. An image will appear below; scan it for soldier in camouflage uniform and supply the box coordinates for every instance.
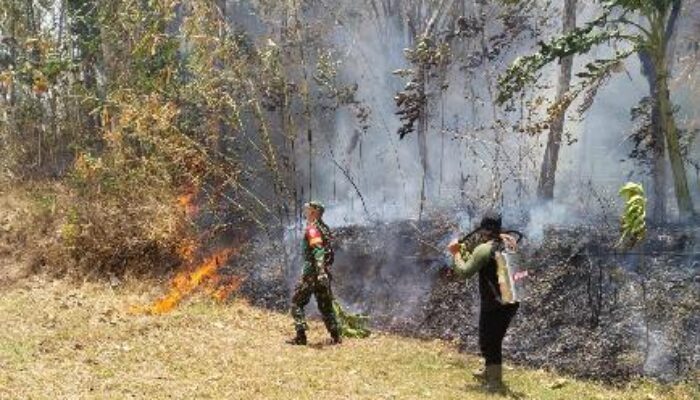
[287,201,341,345]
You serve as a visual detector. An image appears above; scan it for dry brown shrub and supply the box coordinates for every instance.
[48,153,191,279]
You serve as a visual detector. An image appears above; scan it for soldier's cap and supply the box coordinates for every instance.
[304,201,325,214]
[478,211,502,232]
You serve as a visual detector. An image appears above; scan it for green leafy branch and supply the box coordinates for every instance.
[394,35,451,138]
[617,182,647,248]
[333,300,371,339]
[553,48,636,121]
[496,4,649,105]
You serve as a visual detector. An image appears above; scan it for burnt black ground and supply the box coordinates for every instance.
[232,221,700,382]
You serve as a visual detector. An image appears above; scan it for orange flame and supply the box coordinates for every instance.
[128,185,244,315]
[147,248,234,315]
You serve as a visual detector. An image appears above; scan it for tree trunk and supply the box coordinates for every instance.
[406,15,429,220]
[639,51,667,223]
[652,5,695,218]
[655,62,694,217]
[537,0,576,201]
[639,0,682,222]
[417,91,429,220]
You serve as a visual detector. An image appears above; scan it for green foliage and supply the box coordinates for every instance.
[600,0,678,16]
[570,49,635,115]
[32,192,57,216]
[59,207,80,247]
[259,39,286,109]
[66,0,102,55]
[333,300,371,339]
[394,34,451,138]
[617,182,647,248]
[404,36,451,68]
[497,10,631,104]
[497,0,683,105]
[314,51,338,90]
[498,0,694,217]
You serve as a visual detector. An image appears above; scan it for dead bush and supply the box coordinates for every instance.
[30,150,194,279]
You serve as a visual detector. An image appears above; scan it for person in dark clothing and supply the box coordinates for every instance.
[447,212,520,392]
[478,301,519,367]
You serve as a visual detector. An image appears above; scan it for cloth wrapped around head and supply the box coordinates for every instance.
[478,211,502,233]
[460,210,522,245]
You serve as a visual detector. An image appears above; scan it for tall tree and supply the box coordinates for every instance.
[537,0,576,201]
[393,0,459,219]
[498,0,696,219]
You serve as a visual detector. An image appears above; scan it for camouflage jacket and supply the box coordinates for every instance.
[302,222,330,277]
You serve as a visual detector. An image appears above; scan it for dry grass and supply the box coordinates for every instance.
[0,277,697,400]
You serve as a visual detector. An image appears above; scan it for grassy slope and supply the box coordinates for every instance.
[0,278,697,400]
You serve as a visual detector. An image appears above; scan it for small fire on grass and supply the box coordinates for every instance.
[129,186,244,315]
[131,248,243,315]
[151,248,235,314]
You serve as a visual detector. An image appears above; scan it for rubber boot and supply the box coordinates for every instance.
[286,329,307,345]
[330,329,342,345]
[485,364,505,393]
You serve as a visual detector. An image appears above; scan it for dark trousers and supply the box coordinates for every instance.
[478,303,519,365]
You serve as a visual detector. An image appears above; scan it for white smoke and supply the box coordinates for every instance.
[525,202,580,244]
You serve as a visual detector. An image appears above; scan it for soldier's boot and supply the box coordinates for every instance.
[484,364,505,393]
[330,329,342,345]
[321,312,342,345]
[286,329,307,345]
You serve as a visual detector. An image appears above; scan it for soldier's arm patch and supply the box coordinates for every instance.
[306,227,324,247]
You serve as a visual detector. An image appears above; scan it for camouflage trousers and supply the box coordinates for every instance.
[291,274,340,337]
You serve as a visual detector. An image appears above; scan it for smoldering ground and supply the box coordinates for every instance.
[210,0,700,383]
[228,217,698,382]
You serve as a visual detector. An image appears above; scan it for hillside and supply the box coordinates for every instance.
[0,277,697,400]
